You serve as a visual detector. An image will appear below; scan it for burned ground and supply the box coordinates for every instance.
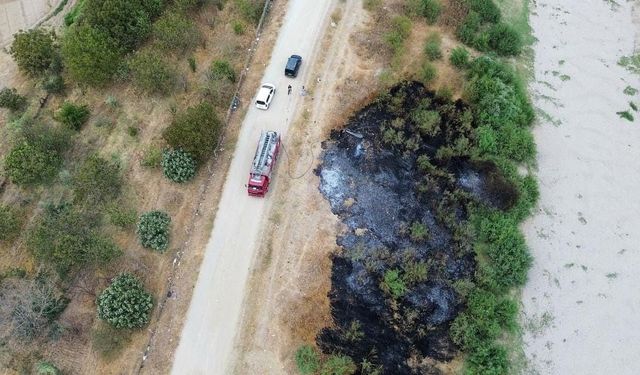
[316,82,516,374]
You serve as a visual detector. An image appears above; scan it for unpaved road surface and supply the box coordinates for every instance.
[0,0,62,46]
[170,1,334,374]
[522,1,640,374]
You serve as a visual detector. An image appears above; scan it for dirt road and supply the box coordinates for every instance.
[522,1,640,374]
[170,1,334,374]
[0,0,63,46]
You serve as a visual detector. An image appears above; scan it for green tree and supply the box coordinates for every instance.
[136,210,171,251]
[97,273,153,329]
[0,205,21,241]
[83,0,160,51]
[295,345,320,375]
[0,88,27,112]
[4,142,61,186]
[153,12,201,53]
[488,22,522,56]
[163,102,222,163]
[56,102,90,131]
[9,28,57,76]
[62,25,122,86]
[73,155,122,205]
[128,49,176,94]
[161,149,197,183]
[28,203,121,276]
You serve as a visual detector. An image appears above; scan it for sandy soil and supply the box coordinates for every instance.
[521,1,640,374]
[169,1,336,374]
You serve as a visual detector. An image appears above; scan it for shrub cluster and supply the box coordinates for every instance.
[456,0,522,56]
[385,16,412,60]
[0,88,27,112]
[28,203,121,276]
[9,28,57,76]
[136,211,171,251]
[0,205,22,241]
[56,102,90,131]
[153,12,201,53]
[5,141,61,186]
[163,102,222,163]
[466,56,535,163]
[97,273,153,329]
[449,46,470,68]
[295,345,356,375]
[128,49,177,94]
[424,32,442,61]
[162,149,197,183]
[72,155,122,205]
[62,25,122,86]
[206,60,237,106]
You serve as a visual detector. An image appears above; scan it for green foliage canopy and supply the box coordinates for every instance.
[97,273,153,329]
[163,102,222,163]
[10,28,57,76]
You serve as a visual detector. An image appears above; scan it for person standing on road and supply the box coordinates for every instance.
[288,85,292,95]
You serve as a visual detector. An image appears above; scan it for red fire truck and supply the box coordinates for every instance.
[247,131,281,197]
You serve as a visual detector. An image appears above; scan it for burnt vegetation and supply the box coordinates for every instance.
[316,77,536,373]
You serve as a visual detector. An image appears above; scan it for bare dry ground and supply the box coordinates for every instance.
[521,1,640,374]
[0,1,283,374]
[233,0,469,373]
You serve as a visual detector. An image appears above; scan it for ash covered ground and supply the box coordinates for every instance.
[315,82,516,374]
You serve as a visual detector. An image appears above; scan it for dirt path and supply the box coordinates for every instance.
[522,1,640,374]
[170,1,335,374]
[0,0,63,47]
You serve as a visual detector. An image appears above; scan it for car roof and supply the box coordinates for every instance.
[257,85,273,100]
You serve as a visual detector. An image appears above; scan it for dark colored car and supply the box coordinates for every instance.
[284,55,302,77]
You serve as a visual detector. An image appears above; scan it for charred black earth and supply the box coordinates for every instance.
[315,82,517,374]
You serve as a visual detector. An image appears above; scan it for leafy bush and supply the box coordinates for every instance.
[235,0,264,25]
[421,0,441,24]
[188,56,197,72]
[62,25,122,86]
[424,32,442,61]
[83,0,162,52]
[488,23,522,56]
[477,213,531,288]
[28,203,121,276]
[56,102,90,131]
[420,61,437,84]
[0,205,21,241]
[449,46,470,69]
[4,142,61,186]
[381,269,407,299]
[91,323,132,358]
[153,12,201,53]
[73,155,122,205]
[128,49,177,94]
[0,88,27,111]
[295,345,320,375]
[97,273,153,329]
[136,211,171,251]
[10,28,57,76]
[456,11,482,46]
[162,149,197,183]
[64,0,85,26]
[466,56,535,162]
[232,20,245,35]
[209,60,236,82]
[466,0,501,23]
[36,361,62,375]
[163,102,222,163]
[409,221,429,242]
[320,355,357,375]
[42,75,65,94]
